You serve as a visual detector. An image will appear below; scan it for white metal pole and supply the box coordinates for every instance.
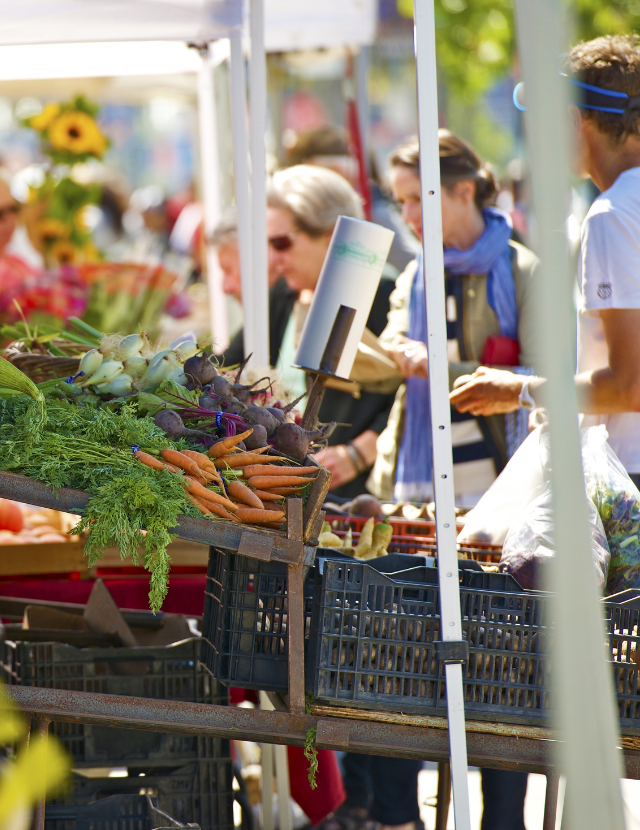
[229,34,255,362]
[355,45,371,174]
[197,43,229,351]
[413,3,471,828]
[248,0,270,368]
[514,2,626,828]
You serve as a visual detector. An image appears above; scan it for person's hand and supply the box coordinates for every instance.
[388,336,429,379]
[313,445,358,489]
[449,367,524,416]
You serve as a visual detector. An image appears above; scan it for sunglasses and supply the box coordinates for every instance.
[268,231,298,252]
[0,204,19,221]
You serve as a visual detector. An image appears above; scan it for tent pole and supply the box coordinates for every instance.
[514,2,625,827]
[413,2,471,828]
[197,43,228,350]
[248,0,270,369]
[229,34,255,362]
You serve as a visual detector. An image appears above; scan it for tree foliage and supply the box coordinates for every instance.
[398,0,640,101]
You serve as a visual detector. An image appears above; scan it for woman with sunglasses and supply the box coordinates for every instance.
[267,164,397,498]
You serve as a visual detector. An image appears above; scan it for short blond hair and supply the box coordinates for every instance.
[267,164,363,236]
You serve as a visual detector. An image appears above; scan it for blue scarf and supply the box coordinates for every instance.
[394,208,517,501]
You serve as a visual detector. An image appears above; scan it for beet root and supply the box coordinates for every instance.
[211,375,233,397]
[243,405,279,437]
[266,406,286,424]
[153,409,213,443]
[274,422,324,460]
[184,353,218,387]
[243,424,268,450]
[199,394,222,411]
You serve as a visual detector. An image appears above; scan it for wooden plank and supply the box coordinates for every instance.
[303,467,332,543]
[308,703,553,741]
[88,539,209,571]
[286,499,306,715]
[0,541,86,577]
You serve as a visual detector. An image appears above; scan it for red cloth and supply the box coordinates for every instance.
[0,577,346,821]
[0,576,207,616]
[287,746,345,824]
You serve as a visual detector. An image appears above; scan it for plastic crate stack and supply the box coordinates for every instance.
[0,637,233,830]
[44,793,200,830]
[202,546,640,729]
[327,514,501,563]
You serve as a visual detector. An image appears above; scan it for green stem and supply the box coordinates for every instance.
[303,727,318,789]
[68,317,104,342]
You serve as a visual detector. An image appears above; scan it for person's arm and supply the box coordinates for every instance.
[576,308,640,413]
[450,308,640,416]
[314,430,379,489]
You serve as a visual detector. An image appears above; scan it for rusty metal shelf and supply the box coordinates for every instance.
[0,471,328,566]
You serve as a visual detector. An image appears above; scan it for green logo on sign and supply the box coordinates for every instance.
[334,241,382,269]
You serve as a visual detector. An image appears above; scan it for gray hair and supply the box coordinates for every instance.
[210,209,238,248]
[267,164,363,236]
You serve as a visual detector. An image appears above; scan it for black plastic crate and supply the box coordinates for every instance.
[0,638,230,767]
[306,559,551,725]
[52,761,232,830]
[45,793,198,830]
[201,546,430,692]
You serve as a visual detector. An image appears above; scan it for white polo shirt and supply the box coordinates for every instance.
[577,166,640,473]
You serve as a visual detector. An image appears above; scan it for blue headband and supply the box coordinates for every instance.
[513,75,640,114]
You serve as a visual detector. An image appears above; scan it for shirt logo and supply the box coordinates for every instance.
[597,282,612,300]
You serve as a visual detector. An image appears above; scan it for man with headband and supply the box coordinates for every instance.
[450,34,640,490]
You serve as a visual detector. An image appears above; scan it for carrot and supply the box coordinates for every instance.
[250,489,286,502]
[186,493,213,516]
[227,480,264,510]
[195,497,240,522]
[181,449,217,471]
[183,477,239,511]
[266,486,308,496]
[134,451,166,471]
[163,461,182,474]
[235,507,286,525]
[160,449,201,477]
[208,430,254,458]
[214,453,289,470]
[247,475,316,489]
[242,465,316,478]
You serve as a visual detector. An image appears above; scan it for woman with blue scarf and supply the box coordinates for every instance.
[368,131,542,511]
[366,131,540,830]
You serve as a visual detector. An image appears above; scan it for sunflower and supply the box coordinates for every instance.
[28,103,61,132]
[47,111,108,157]
[35,217,70,244]
[50,239,79,265]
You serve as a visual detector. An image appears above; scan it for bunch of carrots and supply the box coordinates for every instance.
[133,428,317,530]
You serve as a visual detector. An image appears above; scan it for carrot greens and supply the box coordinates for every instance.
[0,396,200,611]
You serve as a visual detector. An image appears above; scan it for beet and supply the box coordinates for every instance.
[274,423,324,460]
[348,494,383,518]
[223,398,246,415]
[266,407,286,424]
[211,375,233,397]
[235,389,253,406]
[243,424,268,450]
[183,353,218,387]
[153,409,213,443]
[243,405,279,437]
[199,395,222,411]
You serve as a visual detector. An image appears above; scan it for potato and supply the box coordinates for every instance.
[36,533,68,544]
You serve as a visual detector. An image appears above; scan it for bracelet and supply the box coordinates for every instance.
[346,442,368,475]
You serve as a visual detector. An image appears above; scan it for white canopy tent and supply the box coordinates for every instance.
[0,0,378,358]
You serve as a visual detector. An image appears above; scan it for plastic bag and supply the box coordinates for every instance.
[500,483,610,591]
[582,425,640,594]
[457,427,547,547]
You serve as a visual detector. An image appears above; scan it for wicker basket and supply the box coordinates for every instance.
[6,352,81,384]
